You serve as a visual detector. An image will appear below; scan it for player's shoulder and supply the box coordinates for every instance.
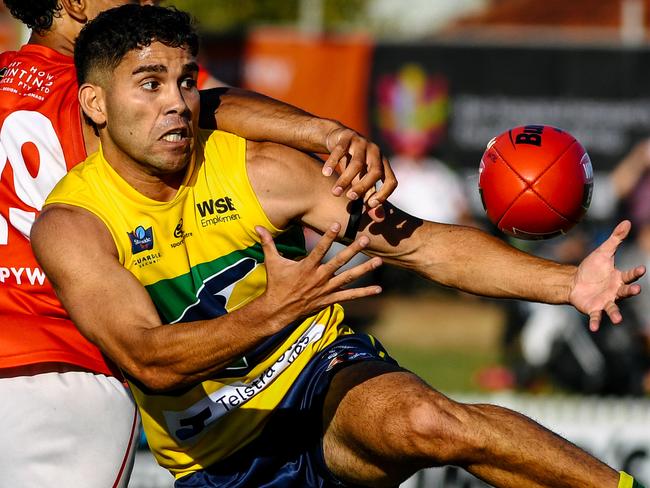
[46,151,103,203]
[245,139,327,208]
[246,139,319,174]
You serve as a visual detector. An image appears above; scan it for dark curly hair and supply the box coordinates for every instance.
[74,4,198,86]
[3,0,62,34]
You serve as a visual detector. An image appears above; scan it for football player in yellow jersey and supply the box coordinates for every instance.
[31,5,647,488]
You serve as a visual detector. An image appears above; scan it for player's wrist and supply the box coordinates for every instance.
[252,292,299,335]
[322,121,346,153]
[561,264,580,305]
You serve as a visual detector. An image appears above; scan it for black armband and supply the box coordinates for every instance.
[198,87,230,129]
[341,198,364,244]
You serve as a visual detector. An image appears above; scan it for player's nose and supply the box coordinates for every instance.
[163,85,192,117]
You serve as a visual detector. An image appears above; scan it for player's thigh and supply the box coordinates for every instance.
[0,371,140,488]
[322,361,468,485]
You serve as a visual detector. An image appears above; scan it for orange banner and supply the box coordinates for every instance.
[243,28,373,135]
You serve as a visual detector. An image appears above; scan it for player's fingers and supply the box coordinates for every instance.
[323,145,347,178]
[604,302,622,325]
[328,256,382,290]
[325,285,383,305]
[588,310,602,332]
[321,235,370,275]
[368,156,398,208]
[331,155,353,197]
[347,168,385,202]
[305,223,341,266]
[335,158,366,201]
[618,283,642,299]
[622,264,647,284]
[256,226,280,261]
[599,220,632,255]
[344,145,382,200]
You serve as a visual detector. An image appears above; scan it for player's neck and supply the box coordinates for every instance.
[27,30,75,58]
[26,13,82,58]
[101,144,189,202]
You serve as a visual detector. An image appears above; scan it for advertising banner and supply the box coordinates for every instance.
[243,28,373,135]
[370,43,650,170]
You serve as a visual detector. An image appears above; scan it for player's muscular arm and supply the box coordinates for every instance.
[201,87,396,208]
[247,141,574,303]
[247,141,643,329]
[30,205,380,392]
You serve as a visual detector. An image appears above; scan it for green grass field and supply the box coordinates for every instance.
[384,345,501,393]
[357,291,508,393]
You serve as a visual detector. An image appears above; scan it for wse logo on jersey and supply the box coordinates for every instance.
[127,225,154,254]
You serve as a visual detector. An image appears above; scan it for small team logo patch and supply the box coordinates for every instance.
[325,348,371,371]
[127,225,154,254]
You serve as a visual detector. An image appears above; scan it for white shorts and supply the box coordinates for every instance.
[0,370,140,488]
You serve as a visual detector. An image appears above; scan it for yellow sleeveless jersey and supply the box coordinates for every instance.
[45,130,350,477]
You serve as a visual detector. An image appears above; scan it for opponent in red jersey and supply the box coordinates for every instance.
[0,1,395,486]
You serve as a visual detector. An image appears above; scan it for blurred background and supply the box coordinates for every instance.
[4,1,650,486]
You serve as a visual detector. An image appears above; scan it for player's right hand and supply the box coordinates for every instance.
[256,223,382,325]
[322,127,397,211]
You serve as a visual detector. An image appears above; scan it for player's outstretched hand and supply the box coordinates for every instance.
[322,127,397,211]
[256,223,382,322]
[569,220,646,331]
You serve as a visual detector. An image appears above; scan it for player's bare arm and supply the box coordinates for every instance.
[200,87,396,208]
[30,204,381,392]
[246,141,645,330]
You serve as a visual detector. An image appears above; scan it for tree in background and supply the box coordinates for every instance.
[163,0,367,34]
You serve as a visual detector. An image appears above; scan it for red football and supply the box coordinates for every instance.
[478,125,593,240]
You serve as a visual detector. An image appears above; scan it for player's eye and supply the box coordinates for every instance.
[180,77,197,89]
[142,80,160,90]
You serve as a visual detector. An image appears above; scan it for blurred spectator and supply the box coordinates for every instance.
[618,170,650,390]
[618,171,650,334]
[484,140,650,395]
[389,155,474,225]
[515,228,647,395]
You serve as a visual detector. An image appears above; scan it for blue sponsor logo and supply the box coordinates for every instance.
[127,226,154,254]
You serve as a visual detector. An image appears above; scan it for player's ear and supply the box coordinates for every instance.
[79,83,107,127]
[59,0,88,24]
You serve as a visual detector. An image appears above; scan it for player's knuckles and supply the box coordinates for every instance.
[335,271,357,285]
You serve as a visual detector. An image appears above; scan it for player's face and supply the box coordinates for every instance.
[100,42,200,180]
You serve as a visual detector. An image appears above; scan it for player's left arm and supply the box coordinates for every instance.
[248,142,645,331]
[200,87,395,209]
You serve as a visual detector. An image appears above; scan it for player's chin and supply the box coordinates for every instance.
[152,150,192,174]
[158,139,193,160]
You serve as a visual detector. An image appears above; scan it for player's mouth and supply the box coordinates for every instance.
[160,127,190,145]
